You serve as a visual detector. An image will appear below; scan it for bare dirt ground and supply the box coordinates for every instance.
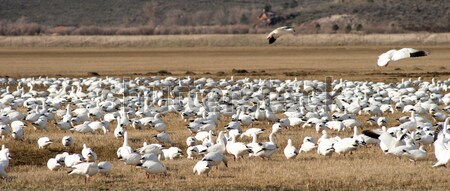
[0,46,449,81]
[0,43,449,190]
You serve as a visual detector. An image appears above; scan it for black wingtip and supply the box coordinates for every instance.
[410,50,428,58]
[362,130,380,139]
[268,36,276,44]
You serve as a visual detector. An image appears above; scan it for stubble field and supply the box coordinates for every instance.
[0,37,449,190]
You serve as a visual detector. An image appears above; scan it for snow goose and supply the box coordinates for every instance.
[206,131,226,154]
[120,151,141,166]
[225,133,252,161]
[326,121,344,132]
[240,128,264,139]
[415,130,434,146]
[333,137,359,155]
[363,128,407,153]
[97,161,112,176]
[0,146,11,178]
[55,119,71,132]
[299,137,317,153]
[81,144,97,162]
[403,145,426,164]
[253,132,278,159]
[317,138,335,157]
[11,120,25,140]
[193,160,211,176]
[352,126,378,145]
[284,139,298,159]
[271,123,283,134]
[64,153,84,168]
[38,137,52,149]
[377,48,428,67]
[187,146,201,160]
[136,159,167,178]
[68,162,99,183]
[70,121,93,134]
[62,135,73,148]
[117,131,133,158]
[266,26,295,44]
[55,152,69,164]
[114,120,125,138]
[0,123,10,140]
[32,115,48,131]
[201,151,228,169]
[47,158,62,171]
[194,130,212,143]
[153,132,172,145]
[137,142,163,156]
[342,119,362,129]
[398,111,418,131]
[186,136,198,147]
[88,121,109,134]
[433,130,450,167]
[159,147,183,160]
[317,130,335,156]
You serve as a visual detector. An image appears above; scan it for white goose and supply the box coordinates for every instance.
[160,147,183,160]
[206,131,226,154]
[403,145,426,164]
[47,158,62,171]
[11,120,25,140]
[81,144,97,162]
[266,26,295,44]
[377,48,428,67]
[116,131,132,159]
[32,115,48,131]
[201,151,228,169]
[253,132,278,159]
[225,134,252,161]
[240,128,264,139]
[38,137,52,149]
[62,135,73,148]
[97,161,112,176]
[154,132,172,145]
[136,157,167,178]
[64,153,84,168]
[299,137,317,153]
[137,142,163,156]
[193,160,211,176]
[114,119,125,138]
[68,162,99,183]
[0,145,11,178]
[284,139,298,159]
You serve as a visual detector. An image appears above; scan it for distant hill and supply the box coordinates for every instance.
[0,0,448,35]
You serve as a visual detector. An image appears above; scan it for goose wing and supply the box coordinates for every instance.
[377,49,396,67]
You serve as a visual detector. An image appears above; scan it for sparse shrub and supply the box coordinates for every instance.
[355,24,363,31]
[332,24,340,33]
[231,69,248,74]
[87,71,100,76]
[185,71,196,75]
[345,24,352,33]
[157,70,172,75]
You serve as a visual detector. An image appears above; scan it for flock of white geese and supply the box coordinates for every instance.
[0,75,449,182]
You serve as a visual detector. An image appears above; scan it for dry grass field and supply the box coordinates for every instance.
[0,35,449,190]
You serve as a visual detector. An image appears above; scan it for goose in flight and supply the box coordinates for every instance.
[267,26,295,44]
[377,48,428,67]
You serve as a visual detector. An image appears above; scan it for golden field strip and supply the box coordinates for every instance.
[0,35,449,190]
